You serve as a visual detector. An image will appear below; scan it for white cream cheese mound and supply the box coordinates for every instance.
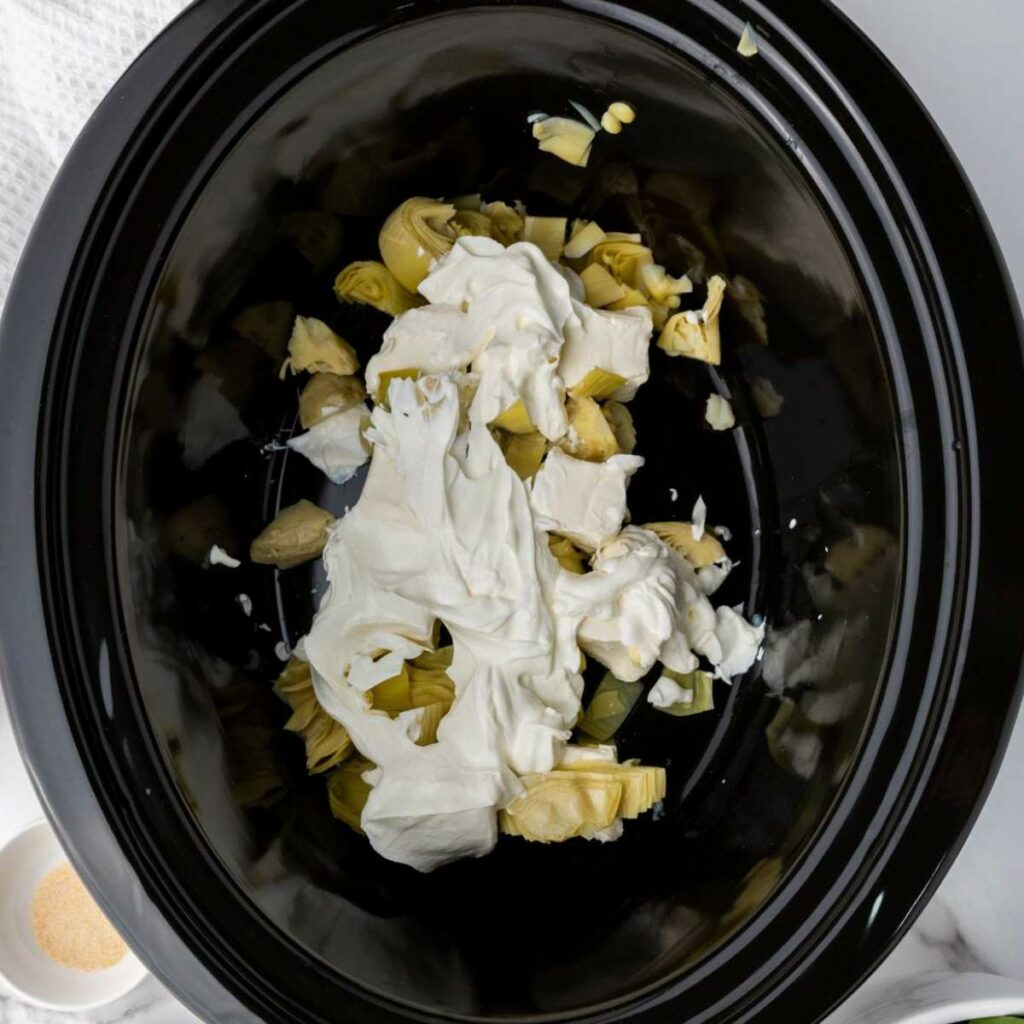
[297,237,764,873]
[530,448,644,551]
[559,303,652,400]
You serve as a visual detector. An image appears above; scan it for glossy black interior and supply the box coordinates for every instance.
[121,7,897,1016]
[2,1,1022,1023]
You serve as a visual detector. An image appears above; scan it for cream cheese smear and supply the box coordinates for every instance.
[298,237,763,871]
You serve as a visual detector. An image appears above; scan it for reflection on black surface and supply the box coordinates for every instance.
[118,11,901,1016]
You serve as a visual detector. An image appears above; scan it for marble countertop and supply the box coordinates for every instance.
[1,1,1022,1022]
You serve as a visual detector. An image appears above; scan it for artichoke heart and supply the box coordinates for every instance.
[560,395,620,462]
[640,263,693,304]
[568,368,628,402]
[370,663,414,715]
[378,197,459,292]
[657,274,727,365]
[482,201,525,246]
[500,771,622,842]
[602,401,636,454]
[645,521,726,569]
[531,116,596,168]
[334,260,422,316]
[522,216,568,261]
[557,762,666,817]
[729,275,768,344]
[274,658,352,774]
[408,646,456,708]
[327,756,375,833]
[579,264,626,308]
[298,372,366,429]
[577,671,644,741]
[589,239,654,290]
[490,398,535,434]
[251,499,334,569]
[452,209,493,238]
[548,534,588,575]
[497,430,548,480]
[281,316,360,377]
[652,669,715,718]
[414,702,448,745]
[564,220,607,259]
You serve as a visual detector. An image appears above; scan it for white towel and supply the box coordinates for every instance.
[0,0,191,307]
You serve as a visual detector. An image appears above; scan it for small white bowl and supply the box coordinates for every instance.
[0,819,148,1011]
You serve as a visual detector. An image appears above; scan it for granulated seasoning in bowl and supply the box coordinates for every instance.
[30,861,128,971]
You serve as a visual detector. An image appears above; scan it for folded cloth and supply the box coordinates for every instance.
[0,0,191,307]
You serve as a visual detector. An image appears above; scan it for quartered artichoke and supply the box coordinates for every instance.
[657,274,727,365]
[601,401,636,454]
[548,534,588,575]
[334,260,422,316]
[327,756,375,833]
[280,316,360,377]
[250,499,334,569]
[274,657,352,774]
[644,521,727,569]
[298,372,366,429]
[560,396,620,462]
[577,671,644,741]
[378,197,459,292]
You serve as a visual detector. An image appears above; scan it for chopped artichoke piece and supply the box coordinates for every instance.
[251,499,334,569]
[334,260,422,316]
[483,200,526,246]
[729,275,768,344]
[606,285,650,311]
[649,669,715,717]
[560,396,620,462]
[298,372,366,429]
[375,367,420,406]
[452,209,493,238]
[705,394,736,431]
[500,771,622,842]
[327,756,375,833]
[608,101,636,124]
[579,264,626,308]
[413,702,448,745]
[602,401,637,454]
[165,495,233,564]
[279,210,343,272]
[498,430,548,479]
[281,316,360,377]
[644,521,726,569]
[824,525,893,584]
[564,221,607,260]
[548,534,588,574]
[737,22,760,58]
[232,301,295,359]
[589,239,654,290]
[557,762,666,817]
[600,111,622,135]
[451,193,482,211]
[408,647,456,708]
[274,657,352,773]
[522,215,568,260]
[378,197,458,292]
[640,263,693,304]
[577,672,644,741]
[490,398,535,434]
[567,368,629,402]
[370,663,414,715]
[531,116,596,168]
[657,274,727,365]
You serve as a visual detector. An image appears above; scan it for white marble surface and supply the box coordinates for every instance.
[1,1,1023,1022]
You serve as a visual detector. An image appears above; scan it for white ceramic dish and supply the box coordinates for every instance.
[0,819,148,1011]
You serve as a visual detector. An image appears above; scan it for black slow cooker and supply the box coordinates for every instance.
[1,1,1022,1022]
